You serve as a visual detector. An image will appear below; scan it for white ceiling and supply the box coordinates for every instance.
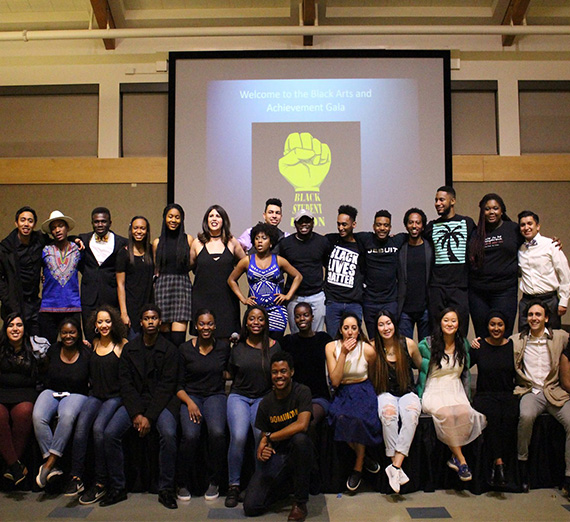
[0,1,568,38]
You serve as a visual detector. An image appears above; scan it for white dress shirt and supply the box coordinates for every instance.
[90,232,115,266]
[518,232,570,307]
[522,330,551,394]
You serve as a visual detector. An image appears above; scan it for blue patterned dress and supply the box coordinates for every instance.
[247,254,287,333]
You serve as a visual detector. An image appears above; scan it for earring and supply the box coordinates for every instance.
[95,327,99,334]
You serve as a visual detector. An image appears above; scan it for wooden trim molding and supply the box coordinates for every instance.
[0,157,167,184]
[454,155,570,182]
[0,155,568,185]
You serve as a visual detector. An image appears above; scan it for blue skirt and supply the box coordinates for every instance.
[328,379,383,446]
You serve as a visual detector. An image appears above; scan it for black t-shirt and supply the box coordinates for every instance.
[425,214,475,288]
[403,242,427,314]
[282,332,332,399]
[43,343,90,396]
[255,382,312,449]
[469,220,523,292]
[357,232,407,302]
[178,339,230,397]
[275,233,330,296]
[229,341,280,398]
[116,247,155,317]
[324,234,364,303]
[470,338,516,394]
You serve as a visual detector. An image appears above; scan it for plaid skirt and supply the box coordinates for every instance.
[154,273,192,323]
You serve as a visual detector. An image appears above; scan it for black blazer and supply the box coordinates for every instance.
[119,334,179,423]
[78,231,128,309]
[397,239,433,318]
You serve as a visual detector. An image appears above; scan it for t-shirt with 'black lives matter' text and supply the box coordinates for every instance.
[324,234,364,303]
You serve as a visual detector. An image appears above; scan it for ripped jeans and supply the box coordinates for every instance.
[377,392,421,457]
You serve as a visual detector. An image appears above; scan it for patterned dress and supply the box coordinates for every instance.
[40,243,82,312]
[247,254,287,333]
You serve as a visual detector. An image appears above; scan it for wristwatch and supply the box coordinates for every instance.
[265,431,272,443]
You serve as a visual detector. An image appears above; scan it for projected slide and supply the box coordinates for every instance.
[171,51,450,236]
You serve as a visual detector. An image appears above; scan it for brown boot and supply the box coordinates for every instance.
[287,502,308,522]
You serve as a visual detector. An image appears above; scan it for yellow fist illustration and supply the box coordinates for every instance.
[278,132,331,192]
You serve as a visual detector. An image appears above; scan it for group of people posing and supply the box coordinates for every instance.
[0,187,570,522]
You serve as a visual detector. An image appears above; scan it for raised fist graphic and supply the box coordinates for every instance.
[278,132,331,192]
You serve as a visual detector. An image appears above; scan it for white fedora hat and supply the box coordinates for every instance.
[41,210,76,234]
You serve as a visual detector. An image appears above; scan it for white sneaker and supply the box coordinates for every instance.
[385,464,400,494]
[177,487,191,501]
[399,468,410,485]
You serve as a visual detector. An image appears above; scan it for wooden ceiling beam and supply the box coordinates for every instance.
[303,0,316,47]
[501,0,531,46]
[90,0,116,50]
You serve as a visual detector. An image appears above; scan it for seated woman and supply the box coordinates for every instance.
[228,222,302,343]
[370,310,422,494]
[0,314,46,486]
[32,317,90,488]
[418,308,486,482]
[470,311,518,488]
[225,306,279,508]
[64,306,127,503]
[177,309,230,502]
[326,312,383,493]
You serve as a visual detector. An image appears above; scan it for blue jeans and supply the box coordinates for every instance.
[179,394,227,487]
[227,393,263,486]
[325,301,363,338]
[363,300,398,340]
[105,406,177,491]
[377,392,421,457]
[32,389,88,459]
[398,309,430,342]
[287,291,326,334]
[70,396,122,482]
[469,284,518,338]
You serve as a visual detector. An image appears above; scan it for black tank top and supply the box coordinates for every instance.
[90,349,121,400]
[161,232,189,275]
[386,347,416,397]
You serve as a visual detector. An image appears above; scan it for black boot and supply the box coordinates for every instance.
[518,460,529,493]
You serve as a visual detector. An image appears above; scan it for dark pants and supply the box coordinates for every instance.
[104,406,177,491]
[39,311,81,346]
[519,291,561,331]
[428,286,469,337]
[0,402,34,465]
[243,433,313,516]
[398,309,431,341]
[363,300,398,341]
[469,285,518,338]
[179,394,227,487]
[473,392,519,462]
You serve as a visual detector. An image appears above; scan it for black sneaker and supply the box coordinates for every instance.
[3,461,27,486]
[225,485,240,508]
[79,483,107,505]
[346,470,362,492]
[158,489,178,510]
[363,456,380,474]
[100,488,127,507]
[64,476,84,497]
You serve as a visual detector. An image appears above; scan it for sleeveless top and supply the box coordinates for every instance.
[386,345,416,396]
[90,348,121,400]
[246,254,287,332]
[161,232,189,275]
[334,340,368,384]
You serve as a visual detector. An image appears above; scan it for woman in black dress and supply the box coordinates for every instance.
[191,205,245,339]
[153,204,194,347]
[116,215,154,339]
[470,310,518,487]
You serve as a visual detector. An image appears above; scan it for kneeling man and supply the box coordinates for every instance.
[244,351,313,521]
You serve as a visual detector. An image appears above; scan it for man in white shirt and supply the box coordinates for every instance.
[518,210,570,330]
[512,299,570,493]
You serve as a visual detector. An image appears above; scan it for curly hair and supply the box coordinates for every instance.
[88,305,127,344]
[249,221,279,249]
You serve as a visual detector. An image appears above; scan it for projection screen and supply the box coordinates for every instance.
[168,50,451,236]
